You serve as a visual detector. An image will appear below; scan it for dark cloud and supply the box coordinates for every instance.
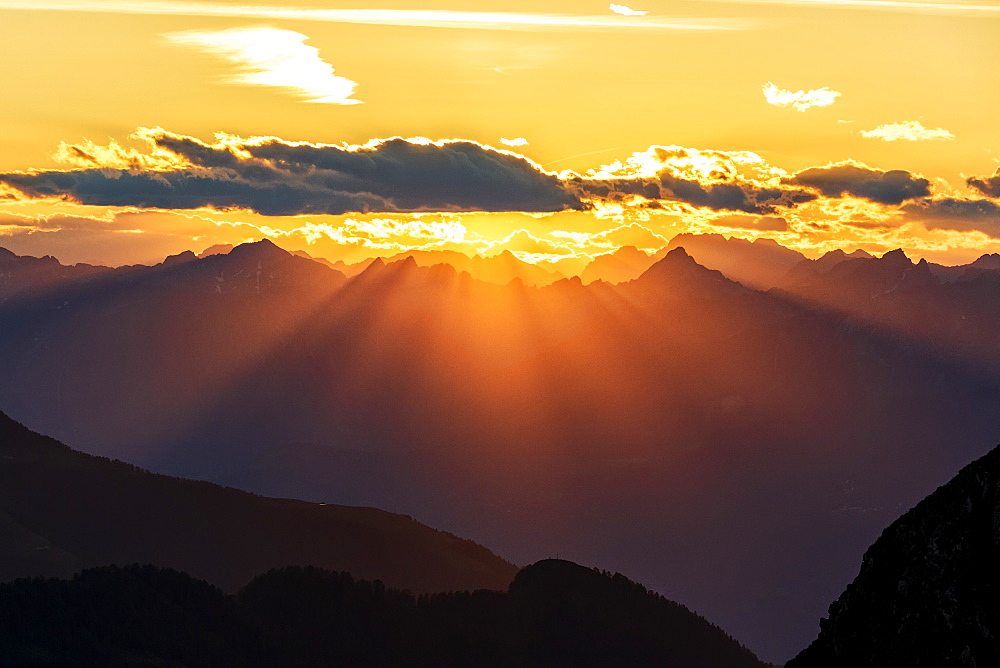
[901,198,1000,235]
[966,169,1000,198]
[0,132,585,215]
[786,164,931,205]
[568,173,815,214]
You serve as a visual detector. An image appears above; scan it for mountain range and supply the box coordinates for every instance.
[328,247,565,287]
[2,237,1000,660]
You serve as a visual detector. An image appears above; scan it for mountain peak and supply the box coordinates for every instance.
[578,245,655,285]
[495,249,523,265]
[614,245,647,258]
[357,257,386,277]
[752,237,784,249]
[636,245,735,289]
[879,248,911,267]
[227,238,291,263]
[394,254,419,269]
[969,252,1000,270]
[198,244,235,259]
[664,245,693,261]
[162,250,197,267]
[644,245,698,272]
[847,249,874,259]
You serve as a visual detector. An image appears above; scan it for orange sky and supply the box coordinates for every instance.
[1,0,999,267]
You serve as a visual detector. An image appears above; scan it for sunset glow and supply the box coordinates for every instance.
[5,5,1000,664]
[0,0,997,270]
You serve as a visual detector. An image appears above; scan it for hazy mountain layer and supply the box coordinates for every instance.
[0,410,516,593]
[663,233,808,289]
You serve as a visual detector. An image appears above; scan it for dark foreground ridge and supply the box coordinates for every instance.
[0,560,770,667]
[0,410,516,593]
[788,445,1000,667]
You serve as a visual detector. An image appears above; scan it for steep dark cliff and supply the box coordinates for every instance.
[789,446,1000,667]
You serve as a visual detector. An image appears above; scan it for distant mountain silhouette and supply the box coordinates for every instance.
[775,247,1000,373]
[968,252,1000,271]
[661,233,807,289]
[196,243,234,258]
[781,248,873,283]
[289,248,340,270]
[579,245,652,284]
[0,560,770,667]
[636,245,747,294]
[0,410,516,593]
[788,444,1000,667]
[0,246,111,303]
[2,240,1000,661]
[329,247,564,286]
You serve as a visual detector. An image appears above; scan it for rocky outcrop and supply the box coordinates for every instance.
[789,446,1000,667]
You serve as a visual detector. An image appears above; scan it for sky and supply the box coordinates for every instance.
[1,0,999,267]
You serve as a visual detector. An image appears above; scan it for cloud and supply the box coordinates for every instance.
[0,129,584,216]
[548,223,667,253]
[901,198,1000,236]
[609,4,648,16]
[709,214,790,232]
[568,145,816,214]
[762,82,840,111]
[584,145,790,184]
[51,135,189,170]
[966,169,1000,197]
[290,218,470,245]
[500,138,529,147]
[487,229,575,256]
[786,163,931,205]
[683,0,1000,17]
[860,121,955,142]
[165,26,360,104]
[569,174,816,214]
[0,1,751,32]
[658,174,815,213]
[589,223,667,250]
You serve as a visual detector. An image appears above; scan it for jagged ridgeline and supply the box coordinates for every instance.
[0,560,770,667]
[788,445,1000,667]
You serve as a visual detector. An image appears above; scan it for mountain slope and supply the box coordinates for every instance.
[0,411,517,593]
[788,445,1000,667]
